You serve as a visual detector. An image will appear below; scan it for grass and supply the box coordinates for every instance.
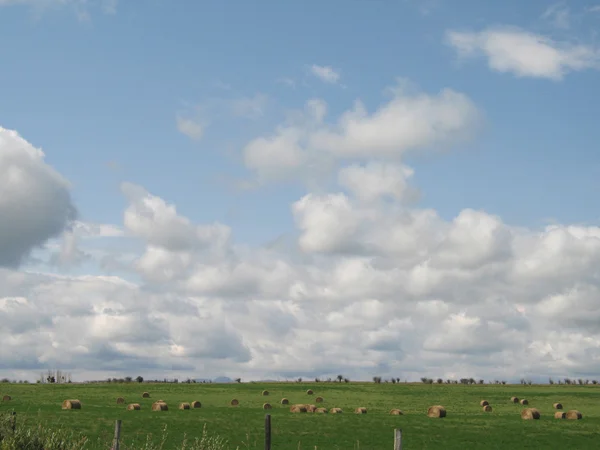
[1,382,600,449]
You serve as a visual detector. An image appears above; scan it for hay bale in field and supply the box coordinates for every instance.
[127,403,141,411]
[262,390,269,396]
[427,405,446,418]
[315,396,324,403]
[553,402,563,410]
[566,410,582,420]
[520,399,529,405]
[230,399,239,406]
[280,398,289,405]
[116,397,125,404]
[521,408,540,420]
[142,392,150,398]
[306,404,317,412]
[179,403,191,410]
[510,396,519,403]
[2,395,11,402]
[290,404,307,413]
[480,400,489,407]
[263,403,272,410]
[390,409,403,415]
[330,407,343,414]
[152,402,168,411]
[62,399,81,410]
[355,407,367,414]
[554,411,566,419]
[306,389,313,395]
[191,401,201,408]
[315,407,328,413]
[483,405,493,412]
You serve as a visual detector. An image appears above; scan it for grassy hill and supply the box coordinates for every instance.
[1,381,599,449]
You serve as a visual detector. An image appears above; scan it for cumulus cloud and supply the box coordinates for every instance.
[0,127,76,268]
[338,161,419,203]
[2,84,600,384]
[446,26,600,80]
[242,81,480,183]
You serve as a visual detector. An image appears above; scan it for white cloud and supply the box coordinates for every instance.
[121,182,231,252]
[3,90,600,384]
[338,162,418,203]
[242,81,479,184]
[176,116,204,141]
[588,5,600,13]
[446,26,600,80]
[310,64,341,84]
[0,127,76,268]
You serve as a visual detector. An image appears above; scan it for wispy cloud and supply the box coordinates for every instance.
[277,77,297,88]
[0,0,118,18]
[310,64,341,84]
[541,3,571,29]
[231,94,268,119]
[176,116,205,141]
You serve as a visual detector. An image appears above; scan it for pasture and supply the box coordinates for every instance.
[1,382,599,449]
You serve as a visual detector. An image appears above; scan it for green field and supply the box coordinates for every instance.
[1,382,599,449]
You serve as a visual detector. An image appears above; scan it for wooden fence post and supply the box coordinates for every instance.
[112,419,122,450]
[393,428,402,450]
[10,411,16,432]
[265,414,272,450]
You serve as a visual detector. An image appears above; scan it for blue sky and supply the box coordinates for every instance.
[2,0,600,382]
[2,0,599,245]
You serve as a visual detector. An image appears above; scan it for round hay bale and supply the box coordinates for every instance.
[315,407,328,413]
[427,405,446,418]
[390,409,403,415]
[306,389,314,395]
[330,407,343,414]
[191,401,201,408]
[142,392,150,398]
[483,405,493,412]
[554,411,566,419]
[290,404,307,413]
[230,399,239,406]
[480,400,489,407]
[179,402,190,410]
[553,402,563,410]
[2,395,11,402]
[263,403,272,410]
[566,410,582,420]
[315,396,324,403]
[116,397,125,404]
[520,399,529,405]
[62,399,82,410]
[521,408,540,420]
[306,404,317,413]
[510,396,519,403]
[262,390,269,396]
[355,407,367,414]
[127,403,141,411]
[152,402,168,411]
[280,398,289,405]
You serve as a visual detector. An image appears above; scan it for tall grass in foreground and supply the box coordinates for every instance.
[0,413,231,450]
